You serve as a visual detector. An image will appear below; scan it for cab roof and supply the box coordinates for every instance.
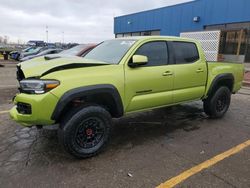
[111,36,198,43]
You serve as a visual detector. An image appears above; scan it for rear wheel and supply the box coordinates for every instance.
[203,86,231,118]
[58,106,111,158]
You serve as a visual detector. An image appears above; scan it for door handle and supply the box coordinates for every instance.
[162,71,173,76]
[196,68,204,73]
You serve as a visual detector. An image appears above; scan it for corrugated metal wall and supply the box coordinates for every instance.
[114,0,250,36]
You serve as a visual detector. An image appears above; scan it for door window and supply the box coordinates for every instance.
[135,42,168,66]
[172,42,199,64]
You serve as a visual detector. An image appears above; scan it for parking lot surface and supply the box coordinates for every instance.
[0,60,250,188]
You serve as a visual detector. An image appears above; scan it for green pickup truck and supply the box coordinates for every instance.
[10,36,244,158]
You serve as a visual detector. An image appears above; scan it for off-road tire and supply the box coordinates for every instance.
[203,86,231,118]
[58,105,112,158]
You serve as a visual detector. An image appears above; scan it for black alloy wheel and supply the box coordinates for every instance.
[58,105,111,158]
[75,117,105,149]
[203,86,231,118]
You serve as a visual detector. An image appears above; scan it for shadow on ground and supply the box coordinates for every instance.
[0,101,208,179]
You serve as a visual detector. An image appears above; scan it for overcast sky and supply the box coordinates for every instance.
[0,0,191,44]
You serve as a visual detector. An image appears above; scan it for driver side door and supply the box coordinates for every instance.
[124,41,174,112]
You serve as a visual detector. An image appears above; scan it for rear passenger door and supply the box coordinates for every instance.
[171,41,207,103]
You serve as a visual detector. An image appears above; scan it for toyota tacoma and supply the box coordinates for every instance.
[10,36,244,158]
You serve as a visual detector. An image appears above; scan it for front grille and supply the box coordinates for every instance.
[16,65,25,81]
[16,102,32,114]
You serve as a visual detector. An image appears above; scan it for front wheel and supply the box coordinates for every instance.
[58,106,112,158]
[203,86,231,118]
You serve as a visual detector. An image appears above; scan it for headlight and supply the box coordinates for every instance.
[19,79,60,94]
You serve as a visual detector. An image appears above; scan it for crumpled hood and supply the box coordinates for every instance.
[18,56,109,78]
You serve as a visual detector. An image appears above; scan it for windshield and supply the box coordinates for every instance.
[84,40,136,64]
[32,47,43,53]
[37,49,52,55]
[60,44,88,56]
[23,47,35,53]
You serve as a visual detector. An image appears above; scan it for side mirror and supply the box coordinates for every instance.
[129,55,148,67]
[133,55,148,65]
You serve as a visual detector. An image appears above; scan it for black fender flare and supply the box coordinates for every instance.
[51,84,124,121]
[207,73,234,97]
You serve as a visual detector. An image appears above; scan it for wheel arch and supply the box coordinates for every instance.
[51,84,124,122]
[206,73,234,98]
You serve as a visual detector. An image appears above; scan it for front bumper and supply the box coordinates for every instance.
[10,92,59,126]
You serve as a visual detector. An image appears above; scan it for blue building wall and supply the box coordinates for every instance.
[114,0,250,36]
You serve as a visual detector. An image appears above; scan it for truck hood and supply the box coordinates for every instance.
[18,56,109,79]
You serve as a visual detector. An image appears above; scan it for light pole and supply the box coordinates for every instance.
[62,31,64,44]
[46,25,48,43]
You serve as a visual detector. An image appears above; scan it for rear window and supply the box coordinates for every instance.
[172,42,199,64]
